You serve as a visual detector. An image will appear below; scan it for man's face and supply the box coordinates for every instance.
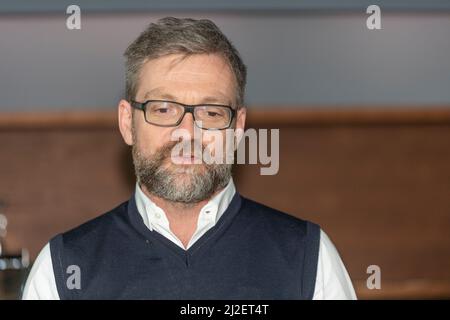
[118,53,246,203]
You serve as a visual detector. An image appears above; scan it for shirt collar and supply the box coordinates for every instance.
[134,178,236,232]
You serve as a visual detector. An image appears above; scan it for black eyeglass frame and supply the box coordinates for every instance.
[130,99,237,130]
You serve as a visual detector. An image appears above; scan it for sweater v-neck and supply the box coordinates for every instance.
[127,190,243,265]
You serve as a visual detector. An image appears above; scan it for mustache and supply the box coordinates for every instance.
[157,139,208,161]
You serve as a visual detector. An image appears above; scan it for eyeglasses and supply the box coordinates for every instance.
[130,100,236,130]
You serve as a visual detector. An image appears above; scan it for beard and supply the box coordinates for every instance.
[132,135,232,205]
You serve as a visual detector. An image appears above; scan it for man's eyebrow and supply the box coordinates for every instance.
[143,89,175,101]
[200,96,232,106]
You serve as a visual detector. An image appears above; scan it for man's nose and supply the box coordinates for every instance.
[177,112,196,137]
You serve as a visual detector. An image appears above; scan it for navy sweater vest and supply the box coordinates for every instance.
[50,192,321,299]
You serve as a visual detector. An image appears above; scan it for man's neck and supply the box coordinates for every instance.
[139,184,225,248]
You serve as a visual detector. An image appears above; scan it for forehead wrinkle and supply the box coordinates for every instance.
[139,54,236,105]
[164,53,233,81]
[143,89,232,105]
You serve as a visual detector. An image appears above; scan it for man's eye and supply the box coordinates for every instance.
[206,111,223,117]
[155,108,169,114]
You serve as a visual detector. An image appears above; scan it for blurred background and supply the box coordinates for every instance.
[0,0,449,299]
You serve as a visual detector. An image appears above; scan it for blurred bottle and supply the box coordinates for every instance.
[0,202,30,300]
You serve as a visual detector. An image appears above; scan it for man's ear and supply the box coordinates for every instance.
[235,107,247,132]
[233,107,247,150]
[118,99,134,146]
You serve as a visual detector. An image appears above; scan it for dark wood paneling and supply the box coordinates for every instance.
[1,108,449,299]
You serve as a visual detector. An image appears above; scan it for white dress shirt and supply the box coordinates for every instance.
[22,179,357,300]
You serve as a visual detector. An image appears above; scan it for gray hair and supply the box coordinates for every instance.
[124,17,247,108]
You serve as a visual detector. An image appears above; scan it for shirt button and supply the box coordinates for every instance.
[155,213,161,219]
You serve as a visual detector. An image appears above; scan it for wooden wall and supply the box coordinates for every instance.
[1,108,450,299]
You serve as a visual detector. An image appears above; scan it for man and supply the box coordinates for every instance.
[23,17,356,300]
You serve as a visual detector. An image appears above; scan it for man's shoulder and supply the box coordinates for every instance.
[53,199,130,245]
[239,196,320,236]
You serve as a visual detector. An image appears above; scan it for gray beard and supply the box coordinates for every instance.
[132,140,232,204]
